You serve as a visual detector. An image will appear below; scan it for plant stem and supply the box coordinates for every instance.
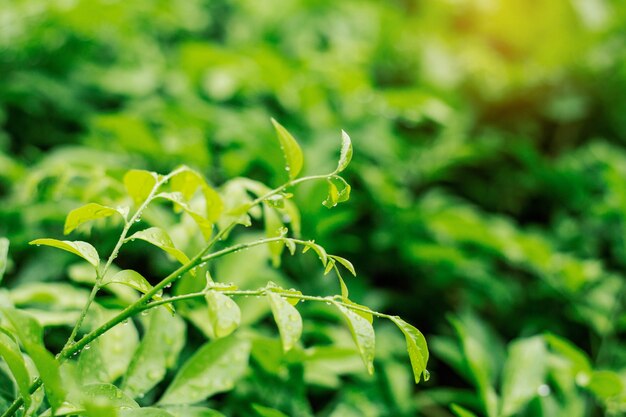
[3,172,334,417]
[142,287,395,320]
[0,379,42,417]
[58,174,170,358]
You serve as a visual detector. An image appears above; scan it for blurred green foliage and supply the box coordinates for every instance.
[2,0,626,415]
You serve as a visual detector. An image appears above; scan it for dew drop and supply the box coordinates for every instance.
[84,344,91,350]
[537,384,551,397]
[423,369,431,382]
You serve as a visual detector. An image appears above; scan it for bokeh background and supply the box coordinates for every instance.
[2,0,626,416]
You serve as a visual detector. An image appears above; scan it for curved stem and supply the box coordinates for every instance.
[142,287,395,320]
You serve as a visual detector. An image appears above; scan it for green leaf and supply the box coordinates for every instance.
[120,408,176,417]
[156,192,214,241]
[329,255,356,276]
[267,291,302,351]
[391,316,429,383]
[126,227,191,267]
[123,308,186,398]
[500,336,547,417]
[252,404,290,417]
[79,308,139,384]
[0,237,8,283]
[159,336,251,405]
[201,185,224,223]
[103,269,156,294]
[0,329,32,409]
[0,308,66,409]
[64,203,122,235]
[170,167,205,201]
[271,118,303,180]
[266,286,302,306]
[544,333,592,383]
[333,302,375,375]
[335,130,353,173]
[102,270,173,313]
[333,264,350,299]
[264,205,285,267]
[29,239,100,267]
[451,404,480,417]
[205,291,241,339]
[81,383,139,410]
[302,240,328,266]
[169,167,223,222]
[124,169,159,205]
[322,177,351,208]
[283,238,296,255]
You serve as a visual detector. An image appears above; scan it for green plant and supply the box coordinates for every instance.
[0,121,428,417]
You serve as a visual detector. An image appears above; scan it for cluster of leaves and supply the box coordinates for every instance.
[0,124,428,416]
[3,0,626,416]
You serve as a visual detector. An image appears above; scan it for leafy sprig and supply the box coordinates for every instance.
[0,120,429,417]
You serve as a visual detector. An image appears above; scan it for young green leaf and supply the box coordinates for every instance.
[333,302,375,375]
[124,169,159,205]
[499,336,547,417]
[201,185,224,223]
[322,177,351,208]
[328,255,356,276]
[81,383,139,410]
[267,291,302,351]
[156,192,214,241]
[0,330,32,410]
[170,167,205,201]
[0,308,66,409]
[169,167,223,222]
[335,130,353,173]
[271,118,303,180]
[0,237,8,283]
[29,239,100,267]
[126,227,191,267]
[64,203,122,235]
[302,240,328,266]
[103,269,157,294]
[322,179,339,208]
[330,263,349,299]
[79,308,139,384]
[544,333,592,382]
[123,308,186,399]
[102,270,173,313]
[391,316,429,383]
[324,258,335,275]
[159,336,251,405]
[206,291,241,339]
